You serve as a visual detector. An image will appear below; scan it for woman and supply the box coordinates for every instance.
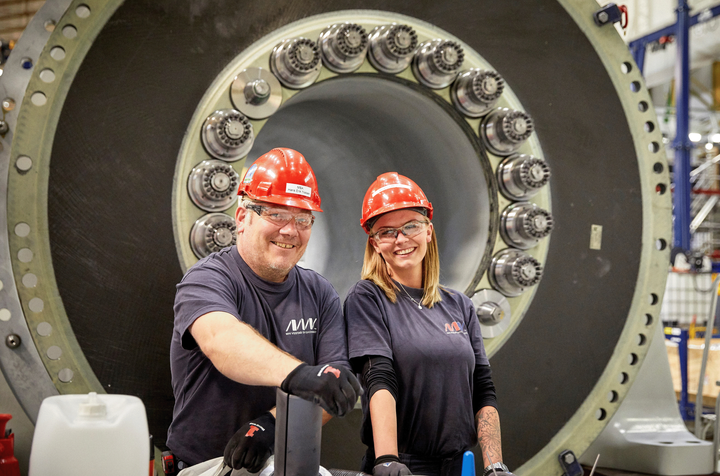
[344,172,509,476]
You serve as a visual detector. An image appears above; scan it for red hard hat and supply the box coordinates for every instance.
[361,172,433,233]
[238,148,323,212]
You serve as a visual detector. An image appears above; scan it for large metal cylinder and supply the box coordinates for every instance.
[0,1,670,475]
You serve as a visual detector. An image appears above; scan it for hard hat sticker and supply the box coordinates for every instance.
[243,164,257,184]
[286,183,312,198]
[371,183,412,197]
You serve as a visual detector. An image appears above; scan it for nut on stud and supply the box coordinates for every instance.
[451,69,505,117]
[367,24,418,74]
[318,23,368,73]
[188,159,240,212]
[488,249,543,297]
[270,37,322,89]
[497,154,551,201]
[501,202,554,249]
[412,39,464,89]
[481,107,534,156]
[201,109,254,161]
[190,213,237,259]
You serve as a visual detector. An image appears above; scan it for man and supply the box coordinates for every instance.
[167,148,361,471]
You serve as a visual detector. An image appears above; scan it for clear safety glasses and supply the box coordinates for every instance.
[371,219,430,243]
[245,203,315,230]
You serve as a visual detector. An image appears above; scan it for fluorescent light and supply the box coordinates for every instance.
[689,132,702,142]
[712,133,720,143]
[706,142,714,151]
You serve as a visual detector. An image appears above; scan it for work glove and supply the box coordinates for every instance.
[223,412,275,472]
[373,455,412,476]
[280,363,363,417]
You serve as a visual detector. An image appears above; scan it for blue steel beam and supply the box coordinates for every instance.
[627,2,720,73]
[672,0,692,254]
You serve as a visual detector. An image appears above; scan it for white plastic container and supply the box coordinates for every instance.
[29,392,149,476]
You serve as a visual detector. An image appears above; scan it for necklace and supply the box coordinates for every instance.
[398,283,423,310]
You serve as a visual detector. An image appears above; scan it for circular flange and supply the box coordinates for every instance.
[472,288,512,338]
[230,67,283,120]
[3,3,671,476]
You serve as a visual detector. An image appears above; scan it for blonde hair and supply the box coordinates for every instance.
[361,227,442,308]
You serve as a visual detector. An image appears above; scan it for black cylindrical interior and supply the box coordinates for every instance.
[250,75,492,298]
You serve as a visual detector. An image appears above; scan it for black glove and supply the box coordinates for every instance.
[373,455,412,476]
[223,412,275,472]
[280,363,363,417]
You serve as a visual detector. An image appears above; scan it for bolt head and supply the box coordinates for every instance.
[512,118,528,135]
[211,172,230,192]
[252,80,270,98]
[482,77,498,94]
[214,227,234,247]
[5,334,21,349]
[563,453,575,465]
[598,11,609,23]
[395,30,412,49]
[345,30,362,48]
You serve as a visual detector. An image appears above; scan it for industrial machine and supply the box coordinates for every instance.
[0,1,671,474]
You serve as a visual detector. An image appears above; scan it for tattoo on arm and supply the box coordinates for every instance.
[477,406,503,466]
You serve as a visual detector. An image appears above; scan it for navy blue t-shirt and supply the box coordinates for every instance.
[168,246,349,465]
[344,280,489,459]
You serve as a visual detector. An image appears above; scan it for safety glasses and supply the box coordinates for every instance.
[245,203,315,230]
[371,219,430,243]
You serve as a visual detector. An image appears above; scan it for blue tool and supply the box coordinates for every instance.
[462,451,476,476]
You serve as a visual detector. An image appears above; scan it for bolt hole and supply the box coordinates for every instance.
[595,408,607,420]
[645,314,653,326]
[39,69,55,83]
[50,46,66,61]
[619,372,629,384]
[637,333,646,346]
[656,238,667,250]
[62,25,78,39]
[75,4,91,18]
[656,183,667,195]
[608,390,618,403]
[621,62,632,74]
[649,293,659,305]
[638,101,649,112]
[653,162,664,173]
[644,121,655,133]
[31,92,47,106]
[629,353,639,365]
[630,81,641,92]
[21,57,33,70]
[649,141,660,153]
[44,19,56,32]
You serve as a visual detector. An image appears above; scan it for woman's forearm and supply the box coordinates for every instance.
[370,389,399,457]
[476,406,503,466]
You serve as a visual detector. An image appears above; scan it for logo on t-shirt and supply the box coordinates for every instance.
[285,318,317,335]
[444,321,467,335]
